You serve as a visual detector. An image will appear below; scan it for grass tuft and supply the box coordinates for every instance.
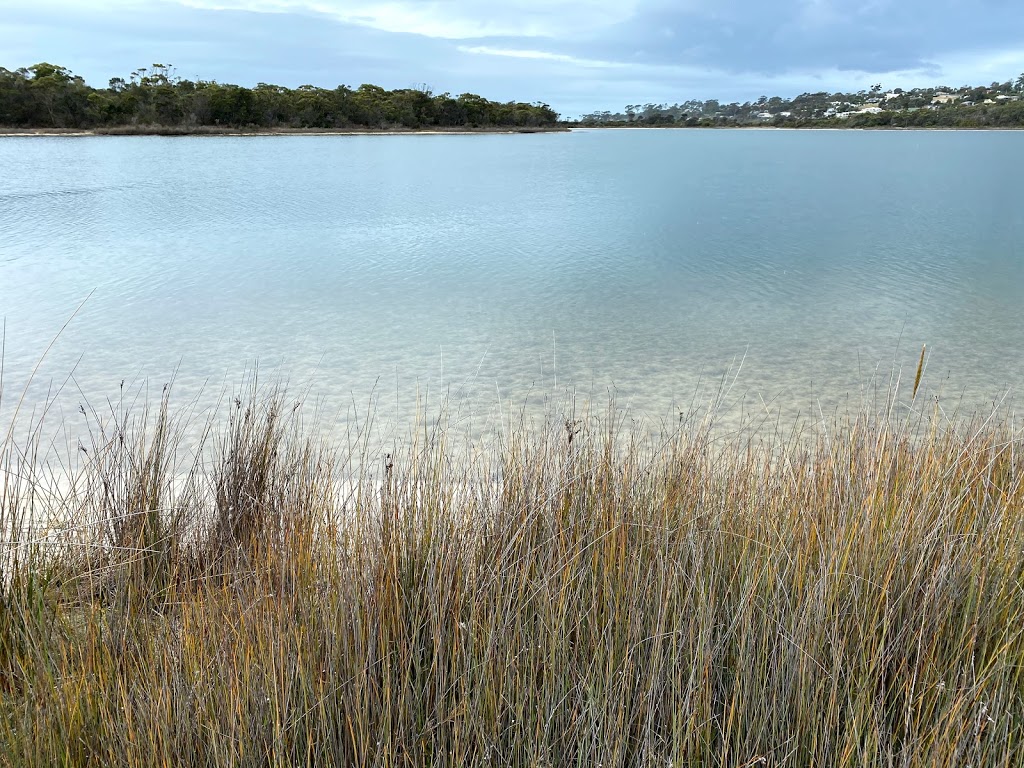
[1,381,1023,766]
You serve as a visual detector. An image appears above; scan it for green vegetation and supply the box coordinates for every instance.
[0,63,560,132]
[3,374,1024,766]
[581,75,1024,128]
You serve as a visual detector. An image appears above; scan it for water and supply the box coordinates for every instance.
[1,129,1023,444]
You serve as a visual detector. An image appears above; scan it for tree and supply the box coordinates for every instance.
[456,93,493,126]
[0,61,564,131]
[23,63,92,126]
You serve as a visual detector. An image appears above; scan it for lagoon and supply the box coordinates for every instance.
[1,129,1022,437]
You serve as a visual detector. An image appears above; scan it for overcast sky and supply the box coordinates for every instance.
[3,0,1024,116]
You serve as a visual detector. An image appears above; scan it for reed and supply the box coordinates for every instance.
[1,380,1023,767]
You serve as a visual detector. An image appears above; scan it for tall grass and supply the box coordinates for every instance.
[1,379,1023,766]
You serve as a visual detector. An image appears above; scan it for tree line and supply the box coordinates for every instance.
[580,76,1024,129]
[0,63,560,131]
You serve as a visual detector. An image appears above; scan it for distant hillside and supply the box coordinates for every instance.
[581,76,1024,128]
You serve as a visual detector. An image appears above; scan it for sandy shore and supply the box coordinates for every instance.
[0,125,570,137]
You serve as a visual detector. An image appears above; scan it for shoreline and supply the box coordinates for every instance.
[4,124,1022,137]
[572,123,1024,131]
[573,123,1019,132]
[0,125,570,137]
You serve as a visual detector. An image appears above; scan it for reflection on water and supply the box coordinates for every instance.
[1,130,1022,448]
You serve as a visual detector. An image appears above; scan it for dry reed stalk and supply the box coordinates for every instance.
[1,381,1022,767]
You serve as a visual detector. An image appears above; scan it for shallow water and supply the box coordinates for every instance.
[1,130,1022,446]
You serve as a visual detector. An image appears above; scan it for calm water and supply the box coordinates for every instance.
[1,130,1023,442]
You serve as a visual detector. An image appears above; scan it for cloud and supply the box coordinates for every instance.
[937,46,1024,86]
[543,0,1024,80]
[3,0,1024,116]
[177,0,641,39]
[457,46,631,70]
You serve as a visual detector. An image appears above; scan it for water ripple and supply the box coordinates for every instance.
[1,131,1023,435]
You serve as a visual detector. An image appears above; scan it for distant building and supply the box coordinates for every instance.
[932,93,962,105]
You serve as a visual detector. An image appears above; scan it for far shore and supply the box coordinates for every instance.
[6,124,1023,137]
[0,125,569,137]
[572,123,1024,131]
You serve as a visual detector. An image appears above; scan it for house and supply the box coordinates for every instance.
[932,93,962,105]
[858,106,884,115]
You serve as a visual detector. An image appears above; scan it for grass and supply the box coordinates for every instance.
[1,375,1023,767]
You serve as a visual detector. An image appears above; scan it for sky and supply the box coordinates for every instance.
[2,0,1024,117]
